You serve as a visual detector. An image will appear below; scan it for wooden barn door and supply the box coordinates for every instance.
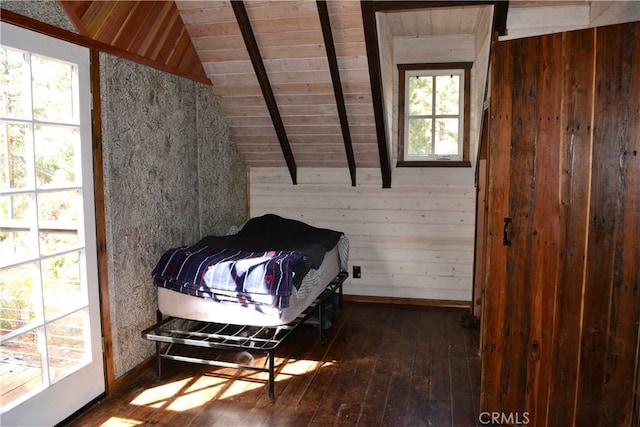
[481,22,640,426]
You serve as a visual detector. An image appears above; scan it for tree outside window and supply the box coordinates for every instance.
[398,63,471,167]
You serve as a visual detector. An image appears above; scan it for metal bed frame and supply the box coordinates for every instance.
[141,272,347,398]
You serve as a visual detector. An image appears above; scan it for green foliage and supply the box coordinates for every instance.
[0,272,35,333]
[407,73,461,156]
[1,46,82,339]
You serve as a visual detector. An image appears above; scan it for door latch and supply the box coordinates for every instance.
[503,217,512,246]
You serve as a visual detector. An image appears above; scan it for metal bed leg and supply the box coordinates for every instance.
[156,341,162,379]
[268,351,275,399]
[318,302,324,344]
[155,310,163,379]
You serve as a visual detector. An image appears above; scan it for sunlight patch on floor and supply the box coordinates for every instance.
[130,377,194,408]
[127,358,333,411]
[277,359,333,379]
[100,416,144,426]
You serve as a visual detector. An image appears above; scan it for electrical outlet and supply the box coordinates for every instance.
[353,266,361,279]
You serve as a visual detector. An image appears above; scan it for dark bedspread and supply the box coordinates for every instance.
[152,214,344,308]
[196,214,343,273]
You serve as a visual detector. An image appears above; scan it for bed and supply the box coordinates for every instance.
[141,214,349,397]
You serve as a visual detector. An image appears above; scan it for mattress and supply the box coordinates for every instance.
[157,242,342,326]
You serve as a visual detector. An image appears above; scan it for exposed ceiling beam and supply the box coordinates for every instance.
[231,1,297,185]
[316,1,357,187]
[493,2,509,36]
[361,1,393,189]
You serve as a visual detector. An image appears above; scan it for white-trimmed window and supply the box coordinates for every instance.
[397,63,471,167]
[1,22,104,426]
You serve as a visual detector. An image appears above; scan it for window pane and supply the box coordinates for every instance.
[408,75,432,115]
[0,329,44,406]
[34,125,78,188]
[434,118,459,155]
[31,55,76,123]
[38,190,80,255]
[407,118,432,156]
[0,263,40,335]
[42,252,84,319]
[0,47,30,119]
[435,75,460,115]
[0,122,30,190]
[47,309,89,382]
[1,194,37,264]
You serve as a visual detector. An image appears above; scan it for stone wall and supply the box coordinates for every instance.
[101,54,247,377]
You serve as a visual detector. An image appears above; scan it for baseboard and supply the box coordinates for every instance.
[343,294,472,310]
[111,354,155,394]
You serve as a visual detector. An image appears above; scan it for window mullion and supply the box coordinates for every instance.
[431,75,436,156]
[28,50,52,389]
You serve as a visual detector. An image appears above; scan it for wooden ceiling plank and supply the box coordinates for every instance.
[166,27,191,69]
[245,1,320,21]
[58,1,92,36]
[1,7,210,85]
[93,2,136,43]
[360,1,392,188]
[191,34,246,51]
[156,13,185,64]
[145,3,179,60]
[240,15,324,34]
[83,2,118,37]
[111,2,156,51]
[185,21,245,38]
[125,2,170,56]
[177,3,238,24]
[259,44,331,60]
[177,43,208,75]
[200,49,251,63]
[231,0,297,185]
[317,0,356,186]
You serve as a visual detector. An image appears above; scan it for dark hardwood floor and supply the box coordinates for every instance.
[66,302,481,426]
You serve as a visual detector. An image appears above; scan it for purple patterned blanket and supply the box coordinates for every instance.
[152,245,306,308]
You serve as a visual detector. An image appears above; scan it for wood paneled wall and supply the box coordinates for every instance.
[249,167,476,302]
[481,22,640,426]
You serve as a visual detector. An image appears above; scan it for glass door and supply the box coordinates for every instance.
[0,23,104,426]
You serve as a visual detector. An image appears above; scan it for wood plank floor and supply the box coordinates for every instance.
[65,302,481,426]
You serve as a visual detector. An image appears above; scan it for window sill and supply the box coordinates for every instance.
[396,160,471,168]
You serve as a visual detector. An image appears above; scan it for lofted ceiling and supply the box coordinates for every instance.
[27,1,640,186]
[52,0,508,187]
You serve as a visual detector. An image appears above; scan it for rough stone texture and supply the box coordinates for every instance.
[196,85,248,236]
[1,1,76,32]
[101,55,197,377]
[101,54,247,377]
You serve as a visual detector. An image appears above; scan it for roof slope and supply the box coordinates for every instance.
[44,1,640,186]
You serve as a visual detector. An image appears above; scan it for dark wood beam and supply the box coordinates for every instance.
[361,1,392,189]
[231,1,297,185]
[493,1,509,36]
[316,1,357,187]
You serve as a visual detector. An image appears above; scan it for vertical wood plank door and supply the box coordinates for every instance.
[480,22,640,426]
